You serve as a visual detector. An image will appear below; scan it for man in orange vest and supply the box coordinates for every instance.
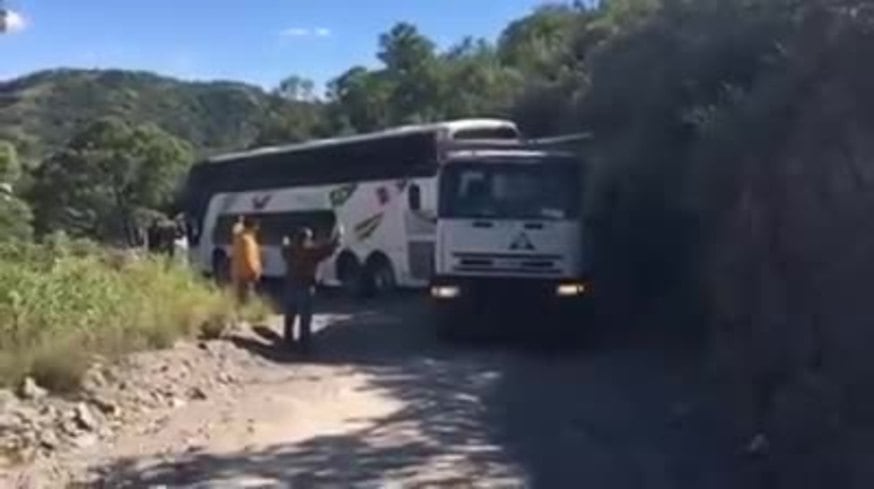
[231,215,262,304]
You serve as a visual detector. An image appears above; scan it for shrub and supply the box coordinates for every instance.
[0,241,260,391]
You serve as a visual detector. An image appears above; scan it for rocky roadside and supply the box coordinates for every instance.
[0,327,276,488]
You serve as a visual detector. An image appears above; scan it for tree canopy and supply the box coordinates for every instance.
[29,118,192,244]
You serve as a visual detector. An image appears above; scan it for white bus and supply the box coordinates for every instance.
[177,119,520,297]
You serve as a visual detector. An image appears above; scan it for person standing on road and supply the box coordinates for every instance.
[172,218,189,265]
[231,215,262,304]
[281,225,342,352]
[147,218,163,254]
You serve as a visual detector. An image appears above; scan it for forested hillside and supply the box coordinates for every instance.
[0,69,314,163]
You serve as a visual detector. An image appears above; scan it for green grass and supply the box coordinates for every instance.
[0,240,268,392]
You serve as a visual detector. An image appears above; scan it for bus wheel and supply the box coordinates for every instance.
[212,250,231,287]
[365,255,396,298]
[337,252,365,299]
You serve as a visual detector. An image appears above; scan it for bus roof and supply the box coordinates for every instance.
[207,118,518,164]
[176,119,522,221]
[445,148,579,162]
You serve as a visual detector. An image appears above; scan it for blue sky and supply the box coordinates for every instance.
[1,0,552,90]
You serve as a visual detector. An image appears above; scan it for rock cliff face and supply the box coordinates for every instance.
[704,16,874,486]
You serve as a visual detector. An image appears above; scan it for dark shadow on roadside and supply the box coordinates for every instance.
[251,324,282,344]
[89,291,748,488]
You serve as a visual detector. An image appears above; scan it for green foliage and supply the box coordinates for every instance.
[29,118,193,243]
[275,75,316,102]
[249,96,326,147]
[326,66,395,133]
[378,22,437,74]
[439,38,519,119]
[0,195,33,243]
[322,23,445,132]
[498,4,581,73]
[0,69,316,161]
[324,22,519,133]
[0,140,21,184]
[0,140,34,242]
[570,0,806,321]
[0,241,240,391]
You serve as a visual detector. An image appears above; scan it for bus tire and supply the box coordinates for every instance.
[364,254,396,298]
[337,252,366,299]
[212,250,231,287]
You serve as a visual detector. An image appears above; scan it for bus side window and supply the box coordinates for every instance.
[408,184,422,211]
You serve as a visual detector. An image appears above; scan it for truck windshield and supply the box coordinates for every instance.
[439,160,581,220]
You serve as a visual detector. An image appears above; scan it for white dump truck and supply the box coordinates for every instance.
[428,137,592,338]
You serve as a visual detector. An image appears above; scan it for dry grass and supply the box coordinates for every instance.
[0,240,268,392]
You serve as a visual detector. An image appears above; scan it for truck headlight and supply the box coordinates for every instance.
[431,285,461,299]
[556,282,587,297]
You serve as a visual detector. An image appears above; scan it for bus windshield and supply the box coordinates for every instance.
[439,160,581,220]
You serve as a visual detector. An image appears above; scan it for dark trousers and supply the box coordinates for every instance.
[284,280,314,349]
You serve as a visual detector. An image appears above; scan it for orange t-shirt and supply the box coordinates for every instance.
[231,230,262,282]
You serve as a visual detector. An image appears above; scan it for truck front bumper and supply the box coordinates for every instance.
[429,275,591,312]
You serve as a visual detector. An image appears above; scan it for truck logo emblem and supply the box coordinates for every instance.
[252,194,271,210]
[510,232,535,251]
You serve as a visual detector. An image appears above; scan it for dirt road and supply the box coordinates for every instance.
[55,294,747,488]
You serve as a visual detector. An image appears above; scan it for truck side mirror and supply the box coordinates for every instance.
[408,184,421,211]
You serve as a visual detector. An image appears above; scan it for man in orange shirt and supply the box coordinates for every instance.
[231,215,262,304]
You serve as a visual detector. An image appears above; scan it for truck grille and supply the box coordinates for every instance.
[452,252,562,275]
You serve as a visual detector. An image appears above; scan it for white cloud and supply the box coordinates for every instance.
[2,9,27,34]
[280,27,310,37]
[279,26,331,38]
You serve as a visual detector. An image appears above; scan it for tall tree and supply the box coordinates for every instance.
[30,118,193,244]
[378,23,442,124]
[498,4,580,74]
[275,75,316,102]
[496,5,596,135]
[438,37,517,119]
[326,66,394,132]
[377,22,437,74]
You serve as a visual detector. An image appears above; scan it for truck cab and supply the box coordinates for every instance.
[429,146,591,337]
